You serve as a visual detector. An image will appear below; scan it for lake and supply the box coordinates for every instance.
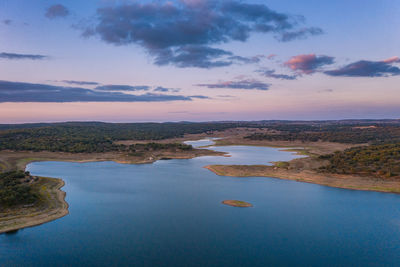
[2,140,400,266]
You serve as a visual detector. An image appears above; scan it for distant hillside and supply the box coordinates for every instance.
[1,119,400,153]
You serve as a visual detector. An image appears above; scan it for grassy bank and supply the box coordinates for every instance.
[0,176,68,234]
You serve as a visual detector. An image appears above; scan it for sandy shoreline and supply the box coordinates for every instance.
[0,133,396,234]
[205,165,400,194]
[200,133,400,194]
[0,177,69,234]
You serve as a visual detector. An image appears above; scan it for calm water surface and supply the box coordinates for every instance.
[2,139,400,266]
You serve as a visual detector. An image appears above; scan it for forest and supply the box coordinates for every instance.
[0,122,245,153]
[245,125,400,144]
[2,120,400,153]
[241,121,400,177]
[319,143,400,177]
[0,171,38,208]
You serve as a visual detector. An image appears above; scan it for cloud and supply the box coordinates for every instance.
[62,80,100,86]
[3,19,12,25]
[256,69,297,80]
[217,95,235,98]
[151,45,262,68]
[153,86,180,93]
[276,27,323,42]
[95,85,150,91]
[0,80,193,102]
[324,57,400,77]
[196,79,270,90]
[228,55,264,64]
[382,56,400,64]
[284,54,334,74]
[81,0,322,68]
[189,95,210,99]
[0,52,48,60]
[62,82,182,93]
[45,4,70,19]
[154,45,234,68]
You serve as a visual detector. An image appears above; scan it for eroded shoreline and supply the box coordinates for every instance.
[0,177,69,234]
[205,165,400,194]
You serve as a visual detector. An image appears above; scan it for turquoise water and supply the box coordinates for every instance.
[2,141,400,266]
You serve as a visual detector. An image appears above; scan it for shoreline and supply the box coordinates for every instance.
[0,135,394,233]
[2,148,226,172]
[202,135,400,194]
[0,144,224,234]
[205,165,400,194]
[0,177,69,234]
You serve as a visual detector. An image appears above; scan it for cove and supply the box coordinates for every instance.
[1,140,400,266]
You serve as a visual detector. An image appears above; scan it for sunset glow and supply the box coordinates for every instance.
[1,0,399,122]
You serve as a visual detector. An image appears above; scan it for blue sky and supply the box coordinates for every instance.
[0,0,399,123]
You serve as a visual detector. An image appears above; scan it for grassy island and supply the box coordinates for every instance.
[222,200,253,207]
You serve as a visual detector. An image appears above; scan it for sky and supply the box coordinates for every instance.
[0,0,399,123]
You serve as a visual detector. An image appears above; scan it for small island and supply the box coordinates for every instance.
[222,200,253,207]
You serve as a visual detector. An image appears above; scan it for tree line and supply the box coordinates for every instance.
[319,143,400,177]
[0,122,245,153]
[245,126,400,144]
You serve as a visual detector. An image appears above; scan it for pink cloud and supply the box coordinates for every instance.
[382,56,400,64]
[284,54,334,74]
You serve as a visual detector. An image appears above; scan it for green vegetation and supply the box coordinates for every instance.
[274,161,290,168]
[126,143,193,156]
[2,120,400,152]
[128,142,192,151]
[0,171,38,208]
[242,120,400,178]
[1,119,400,181]
[245,126,400,144]
[0,122,250,153]
[319,143,400,177]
